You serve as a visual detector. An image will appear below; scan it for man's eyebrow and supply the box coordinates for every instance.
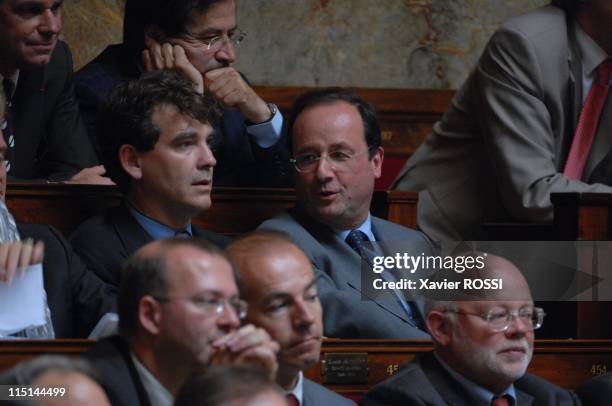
[303,278,317,292]
[172,131,198,143]
[191,25,238,37]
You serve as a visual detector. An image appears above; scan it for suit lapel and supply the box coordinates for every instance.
[112,203,154,259]
[516,389,535,406]
[292,209,413,325]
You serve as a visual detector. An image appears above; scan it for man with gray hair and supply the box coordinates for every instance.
[362,254,579,406]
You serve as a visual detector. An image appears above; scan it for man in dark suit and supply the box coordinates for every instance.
[361,254,579,406]
[75,0,290,187]
[70,70,230,288]
[393,0,612,242]
[0,90,116,338]
[0,0,111,183]
[227,231,356,406]
[87,238,279,406]
[259,88,432,339]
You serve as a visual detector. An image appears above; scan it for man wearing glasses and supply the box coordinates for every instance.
[86,238,279,406]
[361,254,579,406]
[75,0,289,186]
[259,88,432,339]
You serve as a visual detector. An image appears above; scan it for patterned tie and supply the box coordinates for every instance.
[491,395,510,406]
[564,59,612,180]
[345,229,424,329]
[286,393,299,406]
[2,78,15,174]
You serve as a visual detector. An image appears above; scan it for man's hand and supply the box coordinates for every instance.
[210,324,280,379]
[0,239,44,285]
[205,67,271,123]
[142,37,204,94]
[67,165,115,185]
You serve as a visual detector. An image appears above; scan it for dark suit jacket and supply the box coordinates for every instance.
[260,209,433,339]
[10,41,97,181]
[303,378,356,406]
[75,44,291,186]
[17,223,117,338]
[576,372,612,406]
[86,335,151,406]
[69,203,231,287]
[361,352,580,406]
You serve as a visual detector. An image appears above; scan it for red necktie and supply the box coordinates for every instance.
[286,393,299,406]
[491,395,510,406]
[564,59,612,180]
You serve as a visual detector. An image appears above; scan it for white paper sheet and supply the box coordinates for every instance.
[0,264,46,336]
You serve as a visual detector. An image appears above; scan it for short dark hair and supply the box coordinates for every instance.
[287,88,382,159]
[123,0,224,56]
[97,70,220,193]
[174,366,283,406]
[118,238,226,337]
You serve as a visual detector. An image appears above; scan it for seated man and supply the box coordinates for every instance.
[175,366,286,406]
[0,0,109,183]
[70,70,230,288]
[86,238,279,406]
[227,231,356,405]
[393,0,612,242]
[0,85,116,338]
[361,254,579,406]
[75,0,290,186]
[259,88,432,339]
[0,355,110,405]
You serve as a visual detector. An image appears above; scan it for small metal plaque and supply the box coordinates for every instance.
[321,352,368,384]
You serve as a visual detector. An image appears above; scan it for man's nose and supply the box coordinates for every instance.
[39,9,62,35]
[198,142,217,169]
[215,39,236,64]
[314,155,334,181]
[293,299,316,328]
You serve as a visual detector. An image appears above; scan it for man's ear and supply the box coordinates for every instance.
[427,310,453,346]
[139,296,163,335]
[119,145,143,181]
[371,146,384,179]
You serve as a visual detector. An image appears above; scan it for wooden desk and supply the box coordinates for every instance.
[1,339,609,394]
[5,184,418,237]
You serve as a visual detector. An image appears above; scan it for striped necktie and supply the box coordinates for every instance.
[2,78,15,174]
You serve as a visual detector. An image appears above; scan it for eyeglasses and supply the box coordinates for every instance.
[153,294,248,320]
[179,28,247,52]
[445,306,546,333]
[290,148,373,173]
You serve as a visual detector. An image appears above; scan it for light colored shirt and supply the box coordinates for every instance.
[127,202,193,240]
[336,213,375,242]
[286,371,304,405]
[247,108,283,148]
[131,351,173,406]
[575,22,610,103]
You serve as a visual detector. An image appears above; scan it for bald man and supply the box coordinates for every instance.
[362,254,580,406]
[227,231,355,406]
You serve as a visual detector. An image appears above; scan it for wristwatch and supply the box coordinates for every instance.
[265,103,278,122]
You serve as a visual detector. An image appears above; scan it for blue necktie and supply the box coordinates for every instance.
[2,78,15,174]
[345,230,424,329]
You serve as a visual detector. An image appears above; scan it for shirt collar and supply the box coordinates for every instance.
[130,351,173,406]
[336,213,375,242]
[1,71,20,99]
[574,22,609,78]
[434,353,517,406]
[127,201,193,240]
[286,371,304,405]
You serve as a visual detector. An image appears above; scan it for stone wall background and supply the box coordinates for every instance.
[62,0,549,90]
